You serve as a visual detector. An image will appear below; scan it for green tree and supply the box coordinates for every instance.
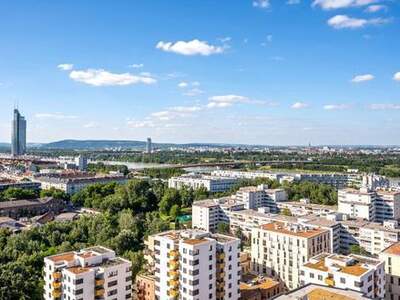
[217,222,230,234]
[159,188,181,216]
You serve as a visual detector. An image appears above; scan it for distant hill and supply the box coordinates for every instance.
[39,139,256,150]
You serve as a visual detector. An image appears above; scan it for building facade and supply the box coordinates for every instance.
[379,242,400,300]
[152,230,241,300]
[11,108,27,156]
[251,222,331,290]
[43,246,132,300]
[168,175,239,193]
[301,253,385,299]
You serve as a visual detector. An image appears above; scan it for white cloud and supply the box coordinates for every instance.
[291,102,309,109]
[351,74,375,83]
[156,39,224,56]
[393,72,400,81]
[183,88,204,97]
[287,0,300,4]
[327,15,390,29]
[35,113,78,120]
[170,106,202,113]
[129,63,144,68]
[323,104,350,110]
[151,105,203,121]
[57,64,74,71]
[369,103,400,110]
[127,119,155,128]
[313,0,378,10]
[365,4,387,12]
[178,82,189,88]
[207,94,266,108]
[218,37,232,43]
[253,0,270,8]
[69,69,156,86]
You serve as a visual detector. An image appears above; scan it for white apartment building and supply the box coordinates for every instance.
[251,222,331,290]
[152,230,241,300]
[168,175,239,193]
[379,242,400,300]
[277,200,338,217]
[301,253,385,299]
[235,185,287,212]
[211,170,283,181]
[338,188,400,222]
[192,197,244,232]
[43,246,132,300]
[36,174,127,195]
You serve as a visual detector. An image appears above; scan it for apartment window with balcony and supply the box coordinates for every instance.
[107,289,118,296]
[74,289,83,295]
[108,270,118,278]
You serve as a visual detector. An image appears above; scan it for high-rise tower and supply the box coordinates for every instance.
[11,109,26,156]
[146,137,152,154]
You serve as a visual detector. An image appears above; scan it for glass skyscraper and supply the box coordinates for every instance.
[11,109,26,156]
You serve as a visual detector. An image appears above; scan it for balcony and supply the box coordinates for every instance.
[325,277,335,286]
[169,250,179,259]
[168,279,179,288]
[169,261,179,270]
[217,262,225,270]
[168,270,179,279]
[52,290,61,297]
[95,279,104,286]
[52,272,62,280]
[52,281,61,289]
[95,289,105,296]
[218,272,225,279]
[169,289,179,298]
[217,291,225,298]
[218,252,225,260]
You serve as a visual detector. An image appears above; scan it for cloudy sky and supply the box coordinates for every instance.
[0,0,399,145]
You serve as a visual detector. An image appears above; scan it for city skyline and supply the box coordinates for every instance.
[0,1,399,145]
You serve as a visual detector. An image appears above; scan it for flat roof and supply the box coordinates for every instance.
[382,242,400,256]
[183,239,209,246]
[240,275,279,291]
[47,252,76,263]
[261,222,328,238]
[66,266,90,275]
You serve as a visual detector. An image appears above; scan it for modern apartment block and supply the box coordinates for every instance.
[211,170,283,181]
[152,229,241,300]
[192,197,244,232]
[135,273,156,300]
[300,253,385,299]
[251,222,331,290]
[168,174,239,193]
[379,242,400,300]
[35,174,127,194]
[235,185,287,212]
[277,200,338,217]
[338,188,400,222]
[43,246,132,300]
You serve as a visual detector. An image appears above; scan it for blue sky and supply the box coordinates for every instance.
[0,0,399,145]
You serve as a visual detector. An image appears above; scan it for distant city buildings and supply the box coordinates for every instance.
[149,229,241,300]
[168,174,239,193]
[75,155,88,171]
[301,253,385,299]
[43,246,132,300]
[146,137,152,154]
[0,178,41,192]
[0,197,64,219]
[11,108,26,156]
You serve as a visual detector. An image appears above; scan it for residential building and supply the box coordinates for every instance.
[35,174,127,194]
[43,246,132,300]
[235,185,287,212]
[135,273,155,300]
[293,173,349,189]
[277,200,338,217]
[0,178,41,192]
[152,229,241,300]
[301,253,385,299]
[168,174,239,193]
[11,108,26,156]
[338,188,400,222]
[251,222,331,290]
[0,197,64,218]
[379,242,400,300]
[192,197,244,232]
[239,274,283,300]
[239,252,251,275]
[274,283,372,300]
[75,155,88,171]
[211,170,283,181]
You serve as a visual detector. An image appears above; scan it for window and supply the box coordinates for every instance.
[107,289,118,296]
[74,278,84,285]
[108,280,118,287]
[74,289,83,295]
[310,273,314,278]
[108,270,118,278]
[340,278,346,284]
[318,275,323,281]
